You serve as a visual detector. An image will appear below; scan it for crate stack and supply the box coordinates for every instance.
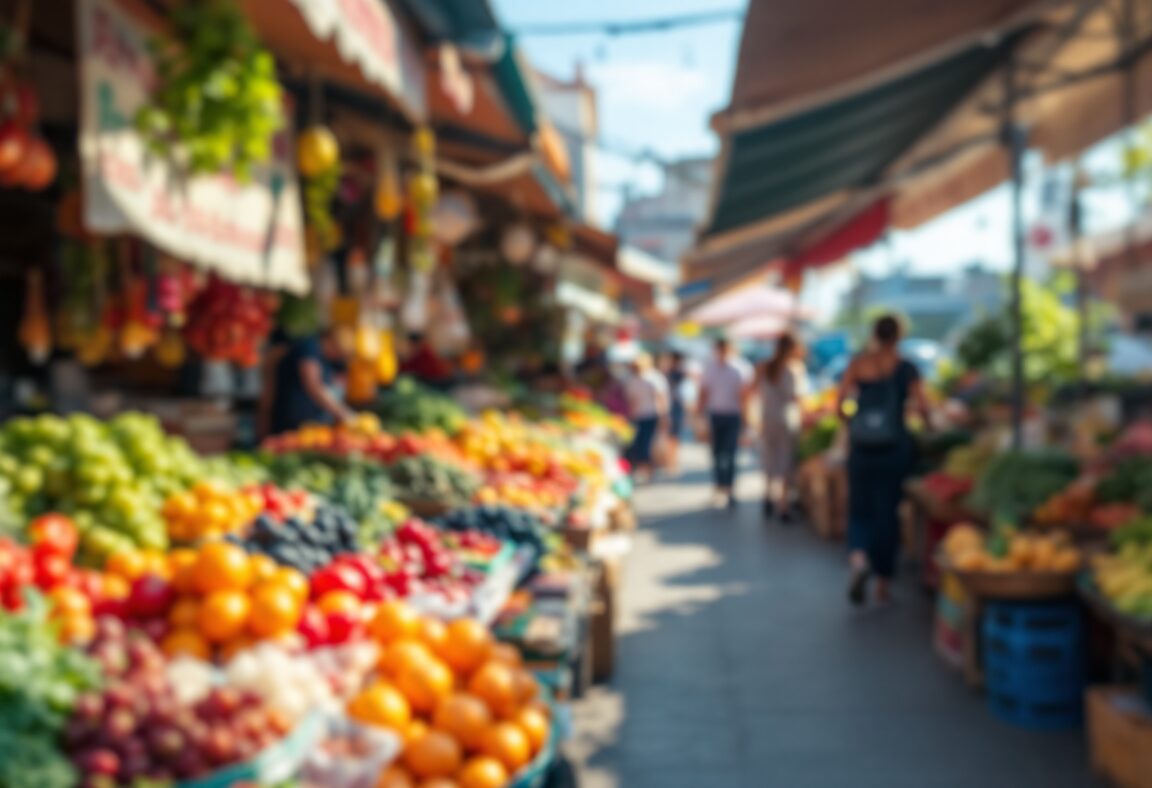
[982,600,1086,730]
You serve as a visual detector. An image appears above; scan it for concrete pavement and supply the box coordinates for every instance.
[563,446,1096,788]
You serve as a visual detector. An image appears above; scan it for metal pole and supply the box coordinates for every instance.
[1005,54,1027,449]
[1070,176,1089,395]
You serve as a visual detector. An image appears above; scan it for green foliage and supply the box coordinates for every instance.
[0,593,102,788]
[135,1,283,179]
[387,456,479,507]
[797,416,839,461]
[954,277,1080,386]
[970,448,1080,523]
[376,376,467,435]
[1096,458,1152,508]
[302,162,342,253]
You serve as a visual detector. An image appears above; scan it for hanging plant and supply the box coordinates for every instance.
[302,160,342,259]
[135,1,282,180]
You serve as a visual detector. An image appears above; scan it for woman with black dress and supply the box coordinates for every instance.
[837,315,932,605]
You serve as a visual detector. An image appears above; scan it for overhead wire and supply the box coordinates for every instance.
[509,8,743,37]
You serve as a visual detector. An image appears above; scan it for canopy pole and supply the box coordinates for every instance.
[1004,53,1027,450]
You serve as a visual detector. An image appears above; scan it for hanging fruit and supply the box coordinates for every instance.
[297,125,339,178]
[19,270,51,364]
[154,328,186,368]
[375,328,397,384]
[182,277,274,367]
[76,325,112,367]
[19,137,56,190]
[375,149,402,220]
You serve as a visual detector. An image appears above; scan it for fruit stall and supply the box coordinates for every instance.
[0,401,633,788]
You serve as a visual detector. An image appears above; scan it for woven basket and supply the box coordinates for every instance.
[939,559,1079,600]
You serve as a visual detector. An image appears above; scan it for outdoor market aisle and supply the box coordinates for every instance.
[563,445,1096,788]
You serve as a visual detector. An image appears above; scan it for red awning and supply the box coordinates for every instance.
[785,199,890,274]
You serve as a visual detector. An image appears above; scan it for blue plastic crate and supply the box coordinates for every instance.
[982,601,1084,675]
[987,689,1083,730]
[984,650,1084,694]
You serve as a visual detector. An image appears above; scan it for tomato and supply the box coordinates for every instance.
[28,513,79,558]
[310,563,366,600]
[297,605,330,648]
[33,551,71,590]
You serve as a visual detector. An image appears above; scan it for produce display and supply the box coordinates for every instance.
[376,376,468,435]
[0,372,635,788]
[1090,519,1152,618]
[388,456,481,509]
[797,414,838,462]
[969,449,1079,524]
[181,278,276,367]
[0,414,215,562]
[941,524,1082,573]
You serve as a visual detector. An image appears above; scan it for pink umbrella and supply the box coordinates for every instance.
[687,284,808,326]
[727,314,790,340]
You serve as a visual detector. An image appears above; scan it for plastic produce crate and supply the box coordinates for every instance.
[982,600,1086,730]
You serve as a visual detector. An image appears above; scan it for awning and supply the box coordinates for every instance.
[705,35,1021,239]
[78,0,309,293]
[240,0,428,122]
[687,284,808,326]
[691,0,1152,295]
[715,0,1047,132]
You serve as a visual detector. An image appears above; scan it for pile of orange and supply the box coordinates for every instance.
[162,481,263,542]
[350,601,552,788]
[145,541,307,661]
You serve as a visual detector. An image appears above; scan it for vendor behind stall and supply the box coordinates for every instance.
[259,327,352,437]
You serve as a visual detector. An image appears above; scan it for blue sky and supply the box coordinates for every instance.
[493,0,742,224]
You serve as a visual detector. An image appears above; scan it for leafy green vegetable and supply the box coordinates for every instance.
[375,376,467,435]
[387,456,479,507]
[1096,458,1152,508]
[970,449,1080,523]
[135,1,283,179]
[0,593,102,788]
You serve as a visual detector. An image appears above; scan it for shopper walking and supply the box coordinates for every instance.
[698,337,753,508]
[838,315,932,605]
[758,332,808,522]
[624,353,669,482]
[659,350,689,475]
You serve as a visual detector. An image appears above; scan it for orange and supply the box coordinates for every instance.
[47,587,91,618]
[420,618,448,653]
[192,542,253,594]
[141,550,172,580]
[524,699,551,721]
[377,767,415,788]
[439,619,492,675]
[488,643,522,669]
[100,574,130,601]
[348,681,412,730]
[456,756,509,788]
[397,658,455,714]
[417,780,458,788]
[512,669,538,705]
[58,614,96,645]
[467,662,517,717]
[248,553,279,582]
[404,729,462,779]
[197,589,252,643]
[381,639,436,677]
[368,600,422,644]
[478,722,530,773]
[317,590,362,616]
[404,720,430,746]
[161,627,211,660]
[433,694,492,752]
[511,707,549,755]
[106,550,148,581]
[168,596,201,628]
[167,549,198,593]
[248,582,302,638]
[271,566,309,603]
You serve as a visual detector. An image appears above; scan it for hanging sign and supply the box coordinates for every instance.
[285,0,427,120]
[78,0,309,293]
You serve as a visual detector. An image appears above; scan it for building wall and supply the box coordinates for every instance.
[614,157,712,268]
[536,73,597,222]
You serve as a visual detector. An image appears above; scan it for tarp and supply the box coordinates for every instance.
[687,284,808,326]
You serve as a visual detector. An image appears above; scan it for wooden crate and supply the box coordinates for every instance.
[1087,687,1152,788]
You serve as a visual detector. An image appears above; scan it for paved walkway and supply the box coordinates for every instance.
[564,446,1096,788]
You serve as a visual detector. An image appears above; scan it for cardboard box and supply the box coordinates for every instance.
[1086,687,1152,788]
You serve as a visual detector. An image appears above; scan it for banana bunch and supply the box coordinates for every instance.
[1093,545,1152,617]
